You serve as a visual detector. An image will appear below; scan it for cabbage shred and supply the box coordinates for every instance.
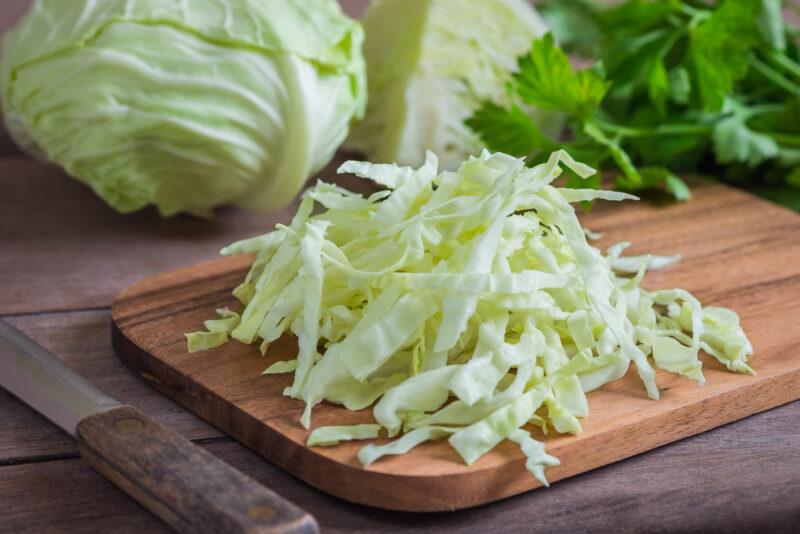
[187,150,753,485]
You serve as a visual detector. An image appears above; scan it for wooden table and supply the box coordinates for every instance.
[2,148,800,534]
[1,2,799,532]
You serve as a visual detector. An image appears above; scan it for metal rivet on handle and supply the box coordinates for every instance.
[247,505,277,520]
[114,417,144,433]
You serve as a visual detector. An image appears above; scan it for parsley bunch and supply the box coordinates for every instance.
[467,0,800,209]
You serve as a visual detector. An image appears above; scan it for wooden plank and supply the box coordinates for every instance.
[1,404,799,533]
[340,0,370,16]
[0,157,295,314]
[0,0,29,34]
[0,154,375,315]
[0,128,20,158]
[0,310,222,462]
[579,177,800,300]
[111,180,800,511]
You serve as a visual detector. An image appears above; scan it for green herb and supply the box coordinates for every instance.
[470,0,800,209]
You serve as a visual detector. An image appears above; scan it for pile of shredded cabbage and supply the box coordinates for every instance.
[187,149,753,485]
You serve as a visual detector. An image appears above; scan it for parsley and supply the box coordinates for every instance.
[465,102,554,156]
[468,0,800,209]
[688,0,761,111]
[512,34,610,117]
[712,99,780,166]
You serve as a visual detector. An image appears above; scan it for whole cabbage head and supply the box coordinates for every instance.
[1,0,366,216]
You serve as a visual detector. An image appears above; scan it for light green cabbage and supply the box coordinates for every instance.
[307,424,381,447]
[188,149,753,485]
[346,0,561,170]
[1,0,366,216]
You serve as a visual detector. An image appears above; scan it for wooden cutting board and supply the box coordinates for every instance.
[111,179,800,512]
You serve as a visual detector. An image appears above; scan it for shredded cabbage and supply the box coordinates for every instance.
[307,424,381,447]
[188,149,753,485]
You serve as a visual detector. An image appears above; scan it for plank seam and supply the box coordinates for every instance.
[0,306,110,320]
[0,436,234,467]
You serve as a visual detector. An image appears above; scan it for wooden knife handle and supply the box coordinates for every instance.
[76,405,318,534]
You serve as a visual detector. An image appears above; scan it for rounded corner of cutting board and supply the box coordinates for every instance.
[111,256,252,320]
[108,193,800,510]
[111,341,527,511]
[112,314,537,512]
[109,263,526,512]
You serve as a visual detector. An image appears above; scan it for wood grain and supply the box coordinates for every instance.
[0,127,19,158]
[0,0,30,35]
[2,407,799,534]
[112,180,800,511]
[0,154,375,315]
[0,158,293,315]
[2,1,796,528]
[77,405,318,534]
[0,311,222,462]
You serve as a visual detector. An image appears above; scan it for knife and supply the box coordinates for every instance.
[0,319,318,534]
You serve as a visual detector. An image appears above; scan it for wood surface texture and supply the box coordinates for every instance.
[111,180,800,512]
[2,167,799,532]
[2,0,799,525]
[76,405,318,534]
[0,154,375,315]
[0,158,299,315]
[0,311,222,462]
[3,417,799,534]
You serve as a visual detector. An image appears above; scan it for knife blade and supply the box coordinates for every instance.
[0,319,318,534]
[0,319,121,435]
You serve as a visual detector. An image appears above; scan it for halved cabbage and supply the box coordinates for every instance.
[346,0,561,170]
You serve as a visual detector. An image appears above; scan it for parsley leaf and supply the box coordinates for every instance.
[640,167,693,201]
[513,33,610,117]
[668,67,691,105]
[465,0,800,210]
[647,58,670,115]
[789,168,800,189]
[712,100,780,167]
[465,102,554,156]
[688,0,761,111]
[757,185,800,210]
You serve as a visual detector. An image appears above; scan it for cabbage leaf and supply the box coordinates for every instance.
[1,0,366,216]
[346,0,560,170]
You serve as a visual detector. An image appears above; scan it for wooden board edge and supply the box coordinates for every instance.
[111,314,800,512]
[110,320,475,511]
[112,255,253,305]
